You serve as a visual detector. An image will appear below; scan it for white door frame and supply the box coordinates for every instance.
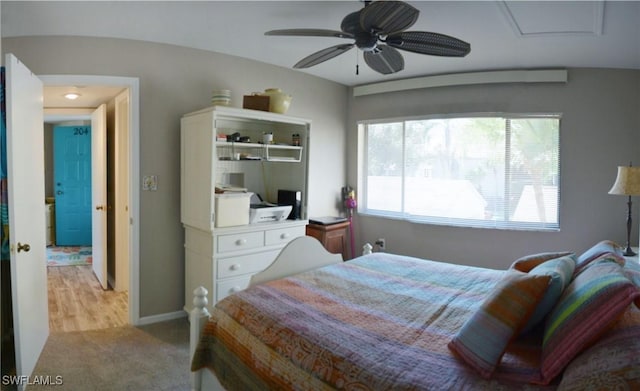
[113,91,131,292]
[40,74,140,325]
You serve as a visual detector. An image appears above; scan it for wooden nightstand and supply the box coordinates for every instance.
[306,221,351,261]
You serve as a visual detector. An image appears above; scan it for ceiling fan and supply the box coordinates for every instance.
[265,0,471,75]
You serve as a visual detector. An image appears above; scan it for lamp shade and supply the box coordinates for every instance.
[608,166,640,196]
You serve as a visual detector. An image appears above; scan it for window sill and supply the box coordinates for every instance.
[359,210,560,232]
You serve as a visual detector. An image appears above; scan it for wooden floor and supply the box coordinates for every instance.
[47,266,128,332]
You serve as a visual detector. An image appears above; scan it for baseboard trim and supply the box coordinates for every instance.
[136,310,187,326]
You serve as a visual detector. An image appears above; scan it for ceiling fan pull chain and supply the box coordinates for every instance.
[356,50,360,75]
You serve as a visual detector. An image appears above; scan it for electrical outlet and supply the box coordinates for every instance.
[375,238,386,251]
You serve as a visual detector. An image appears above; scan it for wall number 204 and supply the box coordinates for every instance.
[73,127,89,135]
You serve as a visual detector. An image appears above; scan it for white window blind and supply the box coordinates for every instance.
[361,114,560,231]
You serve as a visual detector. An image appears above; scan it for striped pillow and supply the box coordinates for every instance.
[448,271,551,378]
[510,251,573,273]
[574,240,625,275]
[623,260,640,287]
[557,303,640,390]
[520,254,576,334]
[539,259,640,384]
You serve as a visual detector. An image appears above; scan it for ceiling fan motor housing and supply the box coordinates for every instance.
[355,33,379,51]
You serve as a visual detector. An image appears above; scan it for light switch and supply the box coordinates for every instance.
[143,175,158,191]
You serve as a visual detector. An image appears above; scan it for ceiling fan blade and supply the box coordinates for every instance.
[340,11,364,34]
[294,43,355,69]
[360,1,419,35]
[387,31,471,57]
[265,29,354,39]
[364,44,405,74]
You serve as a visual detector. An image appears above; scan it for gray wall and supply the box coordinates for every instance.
[3,36,348,318]
[348,68,640,269]
[7,34,640,314]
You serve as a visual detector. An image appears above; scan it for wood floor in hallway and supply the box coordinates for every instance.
[47,265,128,332]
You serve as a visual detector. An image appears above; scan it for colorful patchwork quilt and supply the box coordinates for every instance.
[192,252,640,390]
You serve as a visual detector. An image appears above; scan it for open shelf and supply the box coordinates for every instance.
[216,141,303,162]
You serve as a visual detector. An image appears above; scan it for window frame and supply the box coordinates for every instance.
[357,112,562,231]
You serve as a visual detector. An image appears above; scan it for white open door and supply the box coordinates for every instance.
[6,54,49,389]
[91,104,108,289]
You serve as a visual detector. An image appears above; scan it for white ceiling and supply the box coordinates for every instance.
[3,1,640,89]
[43,85,126,109]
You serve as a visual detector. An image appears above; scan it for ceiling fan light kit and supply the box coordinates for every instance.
[265,0,471,75]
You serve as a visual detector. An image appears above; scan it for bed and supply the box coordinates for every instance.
[189,237,640,390]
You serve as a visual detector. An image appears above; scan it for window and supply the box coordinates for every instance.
[359,114,560,230]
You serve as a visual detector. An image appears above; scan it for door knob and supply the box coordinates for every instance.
[17,242,31,253]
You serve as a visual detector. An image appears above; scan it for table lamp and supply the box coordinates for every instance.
[608,163,640,256]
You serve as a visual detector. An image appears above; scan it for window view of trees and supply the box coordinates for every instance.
[363,115,560,230]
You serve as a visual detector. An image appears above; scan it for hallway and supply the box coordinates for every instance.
[47,265,128,332]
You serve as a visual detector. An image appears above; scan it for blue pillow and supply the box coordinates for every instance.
[520,254,576,334]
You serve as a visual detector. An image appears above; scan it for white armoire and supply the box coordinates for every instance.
[181,106,310,311]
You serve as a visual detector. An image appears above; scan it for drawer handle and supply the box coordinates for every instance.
[229,286,241,294]
[280,233,290,239]
[235,238,247,246]
[230,264,240,271]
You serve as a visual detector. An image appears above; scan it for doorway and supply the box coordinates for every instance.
[45,98,122,331]
[2,57,142,386]
[41,75,140,327]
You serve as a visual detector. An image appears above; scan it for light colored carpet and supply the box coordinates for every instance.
[27,318,191,391]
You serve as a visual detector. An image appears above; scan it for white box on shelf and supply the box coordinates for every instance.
[214,192,252,227]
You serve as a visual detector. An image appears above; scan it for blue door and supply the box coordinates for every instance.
[54,125,92,245]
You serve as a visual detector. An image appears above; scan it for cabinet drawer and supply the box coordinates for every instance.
[265,226,304,246]
[217,231,264,253]
[217,277,251,301]
[217,250,279,279]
